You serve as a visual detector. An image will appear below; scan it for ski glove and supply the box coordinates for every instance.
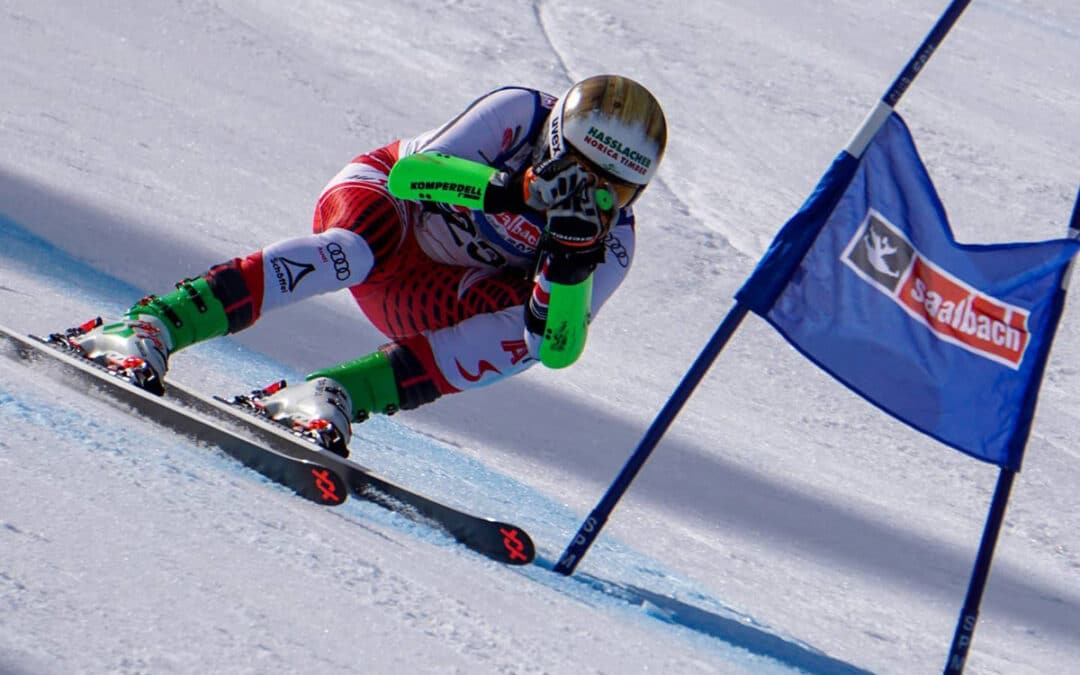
[522,155,596,211]
[481,156,591,215]
[544,178,615,249]
[538,181,612,286]
[540,234,606,286]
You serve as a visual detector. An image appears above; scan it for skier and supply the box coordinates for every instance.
[57,74,668,456]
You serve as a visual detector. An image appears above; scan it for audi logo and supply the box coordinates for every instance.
[605,234,630,267]
[326,242,351,280]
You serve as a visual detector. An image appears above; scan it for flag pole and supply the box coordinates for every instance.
[553,0,975,577]
[846,0,973,157]
[943,184,1080,674]
[552,304,751,574]
[943,469,1016,674]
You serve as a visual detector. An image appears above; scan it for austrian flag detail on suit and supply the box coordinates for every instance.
[843,211,1031,369]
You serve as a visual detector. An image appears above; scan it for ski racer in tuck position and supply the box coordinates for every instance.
[57,74,668,456]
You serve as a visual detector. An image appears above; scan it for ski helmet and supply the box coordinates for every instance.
[543,74,667,207]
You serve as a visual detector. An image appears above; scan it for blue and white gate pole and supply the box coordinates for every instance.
[554,0,974,577]
[943,185,1080,674]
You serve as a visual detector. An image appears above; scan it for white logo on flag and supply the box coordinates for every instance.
[841,210,1032,369]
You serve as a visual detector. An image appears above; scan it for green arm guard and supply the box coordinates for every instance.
[539,275,592,369]
[387,152,497,208]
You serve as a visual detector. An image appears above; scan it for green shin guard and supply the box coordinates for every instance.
[307,351,401,422]
[129,278,230,352]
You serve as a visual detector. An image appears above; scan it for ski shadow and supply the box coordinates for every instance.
[532,556,874,675]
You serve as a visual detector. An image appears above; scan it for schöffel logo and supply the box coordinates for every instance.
[841,210,1031,369]
[270,257,316,294]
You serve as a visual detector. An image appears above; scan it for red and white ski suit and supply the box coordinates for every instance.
[208,86,636,405]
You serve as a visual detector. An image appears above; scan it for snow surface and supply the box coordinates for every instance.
[2,1,1079,673]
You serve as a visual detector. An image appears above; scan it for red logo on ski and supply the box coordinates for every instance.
[500,527,530,562]
[311,468,343,504]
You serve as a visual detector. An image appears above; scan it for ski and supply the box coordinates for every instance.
[0,324,535,565]
[166,384,535,566]
[0,325,348,506]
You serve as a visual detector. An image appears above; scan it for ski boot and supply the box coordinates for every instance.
[51,277,230,395]
[237,377,355,457]
[233,350,403,458]
[52,315,173,395]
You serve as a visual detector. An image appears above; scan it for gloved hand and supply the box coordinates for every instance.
[538,181,613,286]
[544,177,616,248]
[522,155,597,211]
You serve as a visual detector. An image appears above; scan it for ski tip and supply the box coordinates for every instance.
[493,523,536,565]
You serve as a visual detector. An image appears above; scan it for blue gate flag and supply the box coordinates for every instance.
[736,112,1080,470]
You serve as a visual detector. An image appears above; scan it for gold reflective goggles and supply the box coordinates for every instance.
[561,146,645,209]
